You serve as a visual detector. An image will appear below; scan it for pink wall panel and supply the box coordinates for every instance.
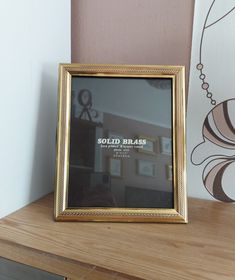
[71,0,194,90]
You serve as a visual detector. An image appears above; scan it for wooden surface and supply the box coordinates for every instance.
[0,194,234,280]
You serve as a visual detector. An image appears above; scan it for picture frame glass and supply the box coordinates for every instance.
[55,64,187,222]
[144,139,154,152]
[68,76,173,209]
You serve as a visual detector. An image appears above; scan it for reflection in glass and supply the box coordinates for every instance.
[68,77,173,208]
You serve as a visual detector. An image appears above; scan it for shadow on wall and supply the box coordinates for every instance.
[28,64,58,203]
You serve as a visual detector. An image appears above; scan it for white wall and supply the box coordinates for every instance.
[0,0,71,218]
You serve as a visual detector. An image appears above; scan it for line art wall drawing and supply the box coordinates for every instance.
[188,0,235,202]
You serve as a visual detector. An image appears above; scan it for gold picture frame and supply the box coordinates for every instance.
[55,64,187,223]
[160,136,172,155]
[166,165,173,181]
[137,159,155,177]
[108,157,123,178]
[137,135,158,155]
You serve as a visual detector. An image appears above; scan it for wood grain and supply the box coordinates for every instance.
[0,194,235,280]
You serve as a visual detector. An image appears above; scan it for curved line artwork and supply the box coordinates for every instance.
[191,0,235,202]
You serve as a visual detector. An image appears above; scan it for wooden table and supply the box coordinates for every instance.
[0,194,234,280]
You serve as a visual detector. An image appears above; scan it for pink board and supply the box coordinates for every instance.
[71,0,194,91]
